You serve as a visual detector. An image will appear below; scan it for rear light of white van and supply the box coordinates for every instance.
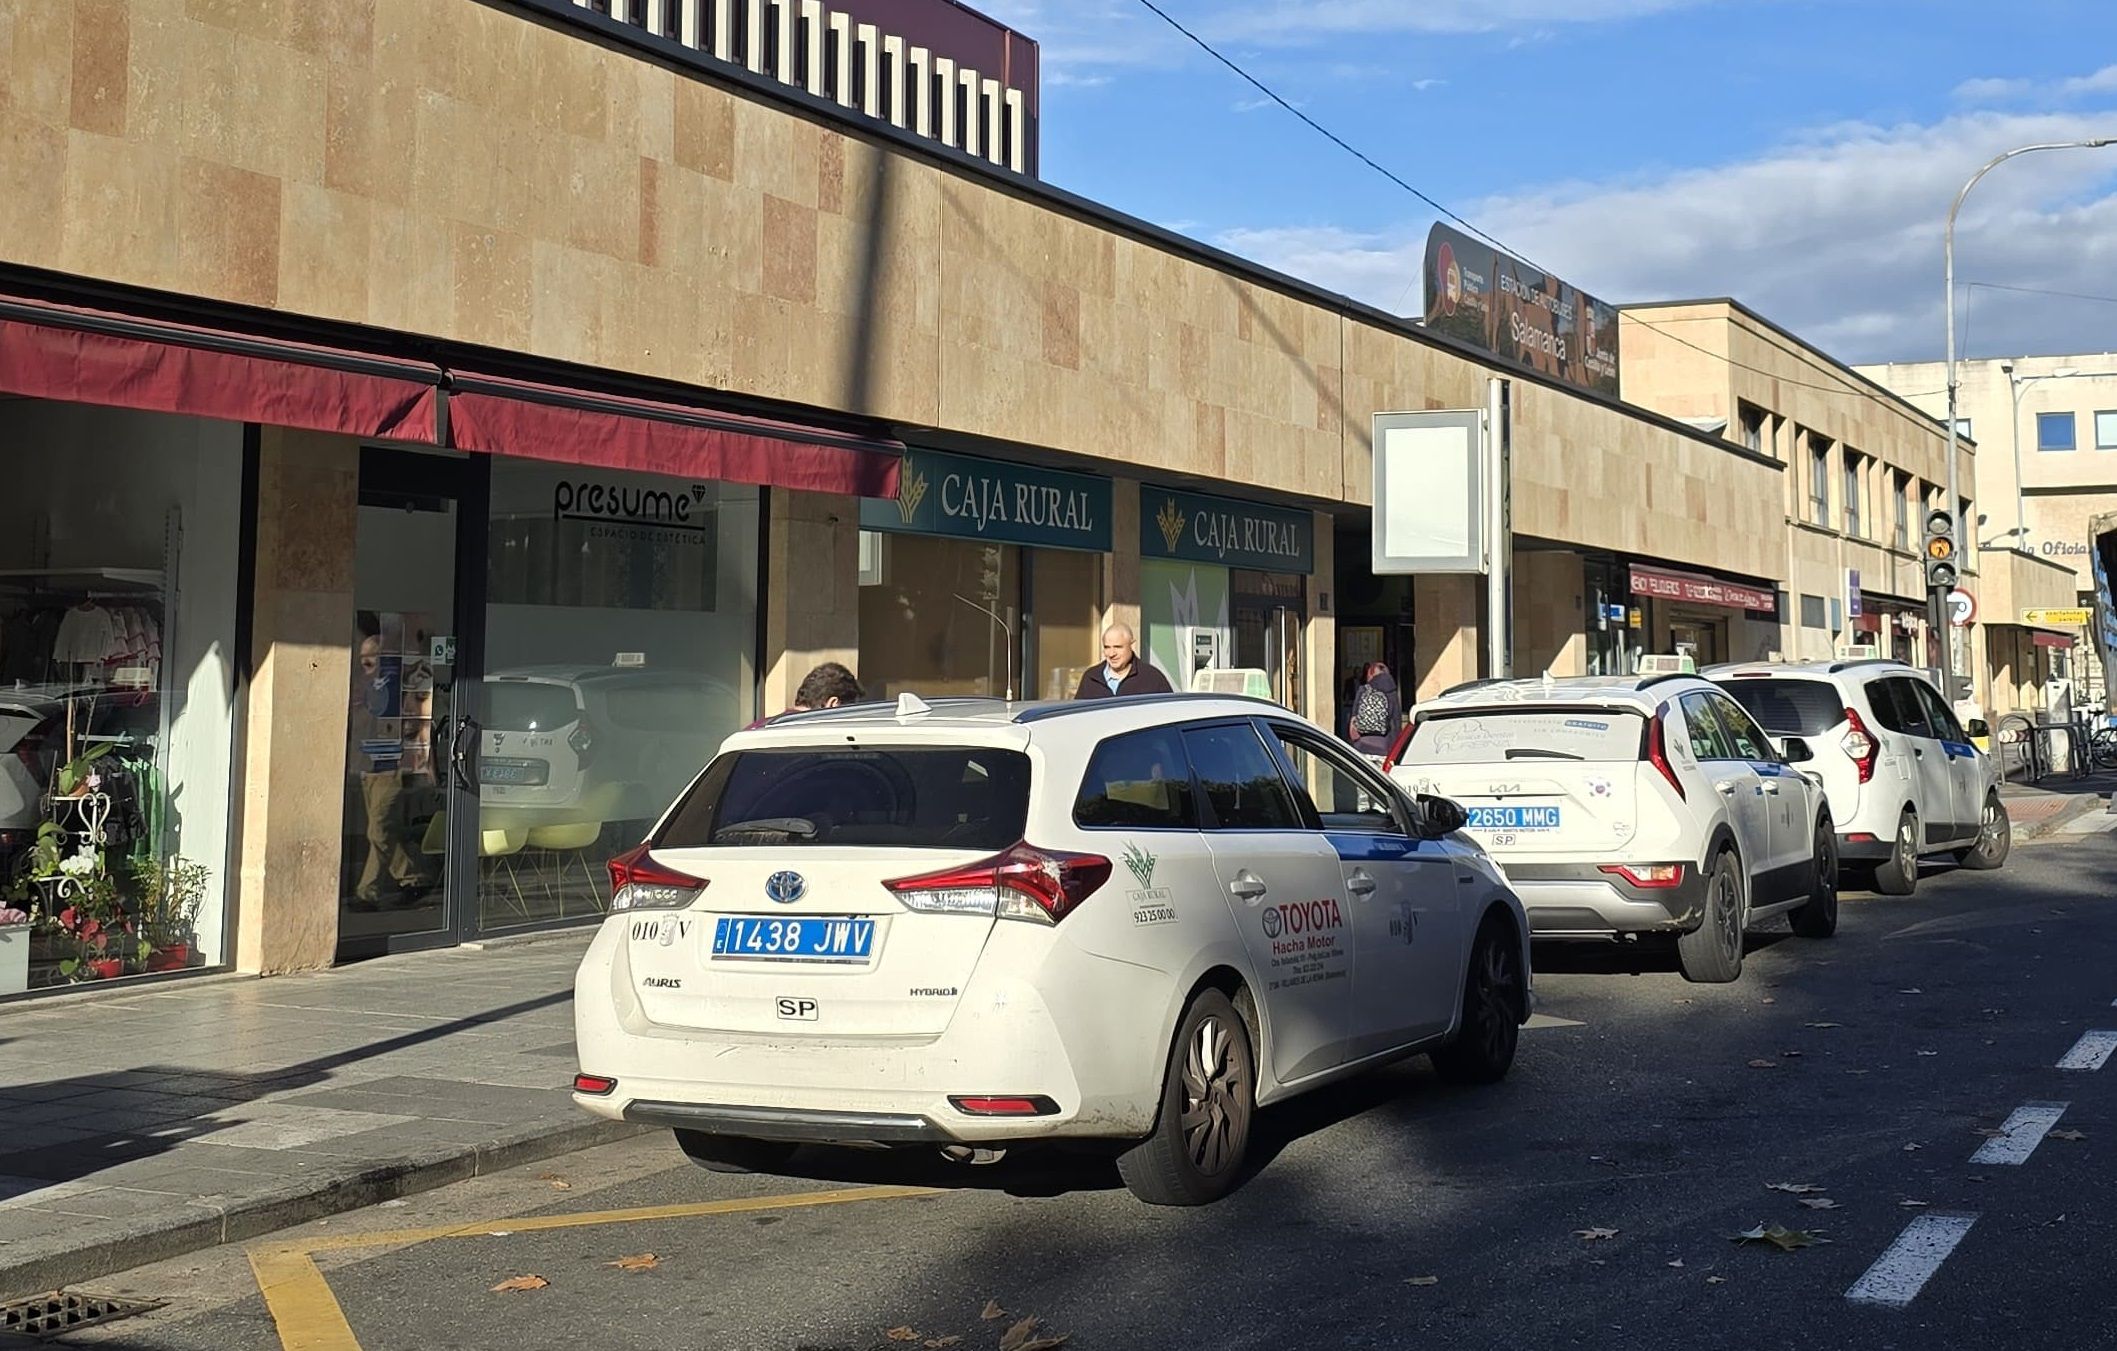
[1646,708,1686,800]
[1841,707,1879,783]
[885,843,1113,925]
[1600,863,1685,889]
[606,845,706,911]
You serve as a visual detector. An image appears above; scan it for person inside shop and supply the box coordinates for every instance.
[744,662,866,729]
[1345,660,1402,757]
[1073,623,1175,700]
[346,619,441,911]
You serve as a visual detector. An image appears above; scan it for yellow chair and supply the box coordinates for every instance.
[518,781,629,919]
[419,811,532,920]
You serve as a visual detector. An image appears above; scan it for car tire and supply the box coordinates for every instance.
[1954,791,2011,871]
[1116,989,1255,1207]
[1790,818,1839,939]
[1676,850,1746,984]
[1430,917,1525,1086]
[1872,809,1920,896]
[672,1130,798,1175]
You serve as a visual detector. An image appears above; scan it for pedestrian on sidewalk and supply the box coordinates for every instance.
[1346,660,1401,757]
[1073,623,1174,699]
[746,662,865,729]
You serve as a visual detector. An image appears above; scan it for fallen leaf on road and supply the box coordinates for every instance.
[490,1275,549,1293]
[1018,1339,1070,1351]
[1673,997,1694,1005]
[925,1339,962,1350]
[886,1330,919,1344]
[1766,1182,1825,1194]
[1406,1275,1440,1286]
[982,1301,1007,1322]
[536,1173,572,1190]
[1804,1021,1843,1029]
[1666,1259,1685,1269]
[2050,1129,2088,1142]
[1574,1227,1619,1241]
[1706,1275,1728,1285]
[1798,1198,1840,1210]
[1731,1223,1829,1252]
[606,1254,659,1271]
[999,1316,1043,1351]
[2044,1214,2068,1227]
[1760,997,1776,1005]
[1900,1200,1929,1208]
[1747,1059,1777,1069]
[1902,1143,1922,1152]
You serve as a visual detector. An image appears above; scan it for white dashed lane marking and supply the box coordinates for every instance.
[1846,1213,1979,1308]
[1969,1101,2071,1166]
[2058,1031,2117,1071]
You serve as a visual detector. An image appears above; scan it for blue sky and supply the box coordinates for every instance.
[979,0,2117,363]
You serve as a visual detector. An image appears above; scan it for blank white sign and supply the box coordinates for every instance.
[1383,424,1472,557]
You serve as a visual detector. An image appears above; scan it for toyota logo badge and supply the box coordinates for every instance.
[765,871,806,905]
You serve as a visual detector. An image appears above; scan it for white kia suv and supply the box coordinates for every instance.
[1385,675,1837,984]
[573,694,1530,1207]
[1705,660,2007,894]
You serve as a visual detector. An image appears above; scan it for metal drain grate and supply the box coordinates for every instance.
[0,1290,163,1339]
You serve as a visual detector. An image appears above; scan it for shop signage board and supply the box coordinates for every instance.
[861,447,1112,552]
[1422,223,1621,397]
[1628,564,1777,615]
[1141,486,1315,574]
[2023,607,2093,627]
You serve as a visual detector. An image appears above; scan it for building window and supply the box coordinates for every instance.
[1843,452,1864,538]
[1739,403,1766,453]
[1809,437,1831,526]
[1893,471,1912,550]
[2096,411,2117,449]
[1954,417,1973,440]
[2038,411,2077,451]
[1800,594,1828,630]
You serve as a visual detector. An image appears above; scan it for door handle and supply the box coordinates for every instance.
[448,714,480,793]
[1914,747,1925,759]
[1346,870,1378,897]
[1227,872,1268,901]
[1715,780,1740,797]
[1761,782,1781,796]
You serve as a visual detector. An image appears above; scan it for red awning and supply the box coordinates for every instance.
[0,294,441,442]
[1629,564,1776,615]
[2033,631,2075,649]
[447,374,901,498]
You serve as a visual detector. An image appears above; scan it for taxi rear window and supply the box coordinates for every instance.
[1406,709,1646,764]
[656,746,1030,849]
[1717,678,1844,736]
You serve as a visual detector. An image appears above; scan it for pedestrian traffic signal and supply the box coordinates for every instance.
[1924,509,1958,590]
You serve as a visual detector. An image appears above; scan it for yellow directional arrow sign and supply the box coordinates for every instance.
[2023,607,2093,626]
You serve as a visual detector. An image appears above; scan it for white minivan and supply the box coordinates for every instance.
[1386,675,1837,983]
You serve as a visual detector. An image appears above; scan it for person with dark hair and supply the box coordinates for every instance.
[793,662,864,711]
[1346,660,1402,757]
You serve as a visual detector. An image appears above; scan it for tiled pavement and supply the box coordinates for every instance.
[0,934,634,1300]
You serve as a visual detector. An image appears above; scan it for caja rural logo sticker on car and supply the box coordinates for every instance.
[1123,841,1176,926]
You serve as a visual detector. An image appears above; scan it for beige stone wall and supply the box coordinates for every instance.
[1411,575,1479,704]
[762,490,860,714]
[2,0,1784,580]
[235,427,357,975]
[1514,551,1588,678]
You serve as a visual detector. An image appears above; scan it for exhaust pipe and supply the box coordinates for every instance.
[939,1145,1008,1165]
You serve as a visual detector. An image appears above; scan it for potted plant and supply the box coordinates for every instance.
[52,741,114,799]
[0,906,28,996]
[138,856,210,972]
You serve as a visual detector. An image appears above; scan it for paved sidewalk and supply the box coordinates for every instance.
[2000,768,2117,839]
[0,934,633,1301]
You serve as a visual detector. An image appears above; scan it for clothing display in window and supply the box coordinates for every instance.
[13,599,162,687]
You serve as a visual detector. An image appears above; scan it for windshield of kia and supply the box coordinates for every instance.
[1408,709,1646,764]
[656,747,1031,849]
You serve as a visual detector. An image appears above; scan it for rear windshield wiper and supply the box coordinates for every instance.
[712,817,819,843]
[1503,748,1584,761]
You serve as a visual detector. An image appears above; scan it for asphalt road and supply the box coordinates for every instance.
[28,828,2117,1351]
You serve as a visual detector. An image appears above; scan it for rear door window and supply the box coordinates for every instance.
[1405,709,1646,764]
[656,746,1031,849]
[1868,678,1933,738]
[1910,682,1967,743]
[1711,694,1775,761]
[1718,679,1842,736]
[1266,723,1403,833]
[1679,694,1738,761]
[1178,723,1305,830]
[1074,727,1198,829]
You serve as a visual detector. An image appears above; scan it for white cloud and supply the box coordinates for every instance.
[1214,110,2117,363]
[1955,64,2117,105]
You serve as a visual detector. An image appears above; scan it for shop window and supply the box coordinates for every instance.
[0,403,242,995]
[859,533,1022,699]
[2038,412,2077,452]
[1028,548,1106,701]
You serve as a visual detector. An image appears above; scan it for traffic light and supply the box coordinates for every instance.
[1923,508,1958,591]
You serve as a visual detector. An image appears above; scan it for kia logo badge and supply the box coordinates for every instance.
[765,871,806,905]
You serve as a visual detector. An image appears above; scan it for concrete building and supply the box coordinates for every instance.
[0,0,1799,996]
[1857,354,2113,711]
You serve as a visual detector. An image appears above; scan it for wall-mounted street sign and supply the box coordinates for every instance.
[2023,607,2093,627]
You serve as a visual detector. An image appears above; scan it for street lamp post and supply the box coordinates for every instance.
[1943,137,2116,687]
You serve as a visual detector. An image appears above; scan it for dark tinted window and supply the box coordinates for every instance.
[1179,724,1303,831]
[657,747,1030,849]
[1719,678,1844,736]
[1074,728,1198,829]
[1680,694,1736,761]
[1867,678,1932,737]
[487,681,581,732]
[1711,695,1773,761]
[1909,681,1966,742]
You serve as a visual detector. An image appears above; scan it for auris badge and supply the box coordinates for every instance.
[1155,497,1187,553]
[1121,841,1157,890]
[764,871,806,905]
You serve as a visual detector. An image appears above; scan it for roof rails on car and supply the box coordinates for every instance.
[1635,673,1700,692]
[1012,692,1288,724]
[1825,659,1906,675]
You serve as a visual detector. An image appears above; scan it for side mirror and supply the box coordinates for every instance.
[1417,793,1469,836]
[1781,736,1814,764]
[1967,718,1991,740]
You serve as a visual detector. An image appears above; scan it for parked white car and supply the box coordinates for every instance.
[1706,660,2008,893]
[1385,675,1838,984]
[573,694,1530,1206]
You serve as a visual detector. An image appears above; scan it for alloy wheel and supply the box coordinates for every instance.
[1978,799,2005,859]
[1715,867,1742,959]
[1472,938,1517,1063]
[1179,1015,1248,1177]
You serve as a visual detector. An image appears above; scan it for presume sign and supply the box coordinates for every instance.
[1423,223,1620,398]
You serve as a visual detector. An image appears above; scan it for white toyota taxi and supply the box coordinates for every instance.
[574,694,1530,1206]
